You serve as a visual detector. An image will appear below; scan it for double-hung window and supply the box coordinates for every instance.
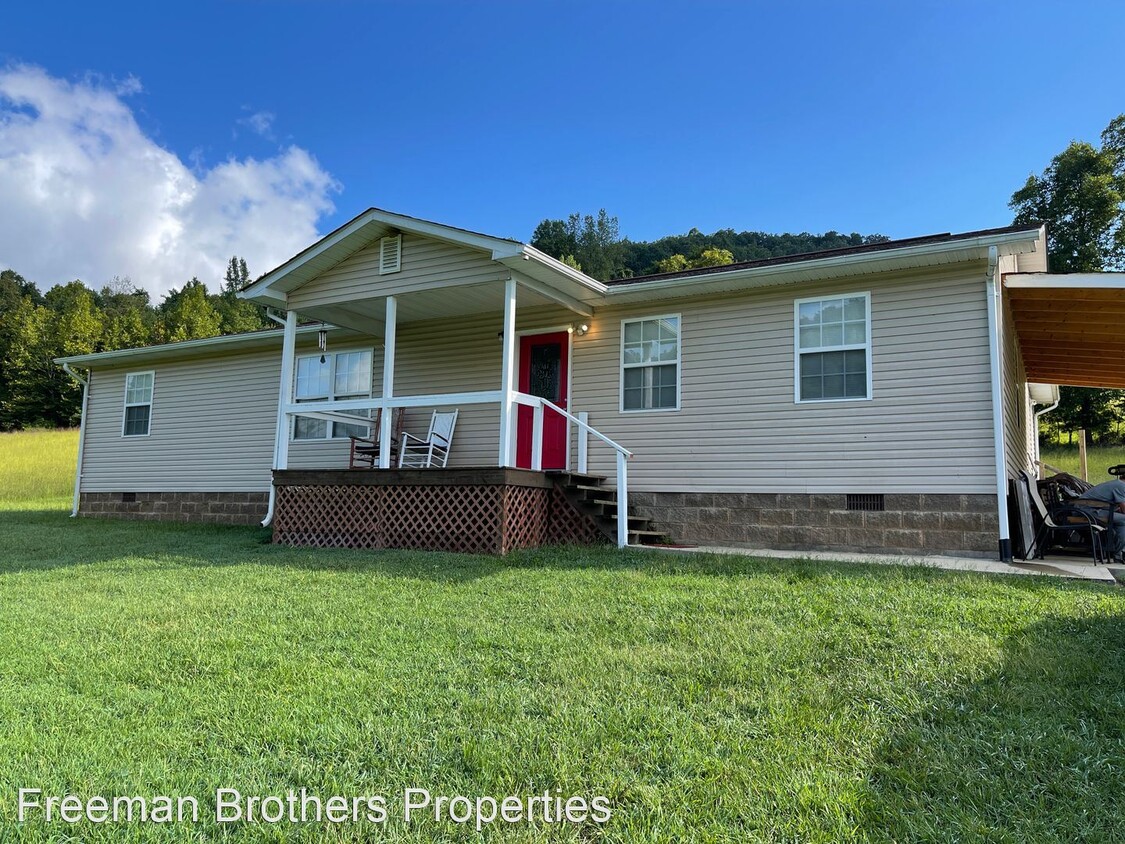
[122,371,154,436]
[293,349,373,440]
[621,315,680,412]
[795,293,871,402]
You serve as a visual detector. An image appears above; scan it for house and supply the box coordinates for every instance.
[54,207,1125,560]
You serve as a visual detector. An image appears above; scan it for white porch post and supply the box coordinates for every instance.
[276,310,298,472]
[379,295,397,468]
[498,277,517,467]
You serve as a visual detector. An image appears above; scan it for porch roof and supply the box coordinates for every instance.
[1006,272,1125,388]
[239,207,607,311]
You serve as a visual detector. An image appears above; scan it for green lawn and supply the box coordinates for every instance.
[1040,443,1125,483]
[0,427,79,510]
[0,431,1122,842]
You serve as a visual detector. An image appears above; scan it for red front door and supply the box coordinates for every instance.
[516,331,570,470]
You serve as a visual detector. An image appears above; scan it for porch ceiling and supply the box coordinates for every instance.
[1007,273,1125,388]
[297,281,563,335]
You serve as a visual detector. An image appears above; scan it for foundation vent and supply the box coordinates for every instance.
[846,493,884,512]
[121,492,137,503]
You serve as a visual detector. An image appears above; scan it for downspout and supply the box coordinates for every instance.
[61,363,89,518]
[261,310,297,526]
[984,245,1012,561]
[1033,396,1060,476]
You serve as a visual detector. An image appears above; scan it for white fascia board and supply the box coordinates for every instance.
[1005,272,1125,289]
[606,228,1044,303]
[240,207,607,307]
[53,325,330,368]
[516,245,608,294]
[240,211,382,302]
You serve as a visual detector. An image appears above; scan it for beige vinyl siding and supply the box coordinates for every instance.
[999,258,1037,480]
[82,350,281,493]
[574,267,997,494]
[79,267,1000,496]
[383,307,573,467]
[81,340,385,492]
[1016,245,1048,273]
[288,234,502,310]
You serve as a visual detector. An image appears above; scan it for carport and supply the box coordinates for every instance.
[1005,272,1125,576]
[1006,273,1125,388]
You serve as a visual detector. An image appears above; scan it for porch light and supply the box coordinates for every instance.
[574,323,589,336]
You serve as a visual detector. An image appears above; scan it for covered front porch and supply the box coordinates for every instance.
[241,211,635,551]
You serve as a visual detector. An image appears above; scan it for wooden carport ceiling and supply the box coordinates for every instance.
[1007,277,1125,388]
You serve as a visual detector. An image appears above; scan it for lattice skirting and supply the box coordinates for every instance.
[273,480,605,554]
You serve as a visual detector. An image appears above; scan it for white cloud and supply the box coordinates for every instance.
[0,65,338,297]
[238,109,275,139]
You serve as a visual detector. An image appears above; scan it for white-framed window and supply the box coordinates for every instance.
[620,314,681,412]
[794,292,871,403]
[292,349,374,440]
[122,371,154,437]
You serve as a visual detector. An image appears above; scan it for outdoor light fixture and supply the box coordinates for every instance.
[497,331,504,343]
[574,323,589,336]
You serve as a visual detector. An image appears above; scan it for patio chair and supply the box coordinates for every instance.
[1020,469,1107,562]
[398,409,459,469]
[348,408,406,469]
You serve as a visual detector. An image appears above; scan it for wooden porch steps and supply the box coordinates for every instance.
[547,471,668,546]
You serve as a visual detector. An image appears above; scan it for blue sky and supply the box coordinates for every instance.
[0,1,1122,292]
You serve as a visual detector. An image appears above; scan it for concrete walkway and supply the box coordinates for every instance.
[641,544,1121,584]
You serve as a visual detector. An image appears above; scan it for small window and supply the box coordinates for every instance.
[379,234,402,274]
[122,371,154,436]
[293,350,373,440]
[621,315,680,412]
[795,293,871,402]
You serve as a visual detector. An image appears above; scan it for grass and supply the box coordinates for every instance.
[0,427,78,510]
[0,431,1122,842]
[1040,444,1125,483]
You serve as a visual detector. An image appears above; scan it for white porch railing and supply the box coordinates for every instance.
[268,289,634,546]
[512,391,634,548]
[277,390,634,548]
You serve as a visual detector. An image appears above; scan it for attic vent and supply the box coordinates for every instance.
[846,493,884,512]
[379,234,402,275]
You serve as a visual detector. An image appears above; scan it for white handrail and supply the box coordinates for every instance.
[514,393,632,458]
[514,391,632,548]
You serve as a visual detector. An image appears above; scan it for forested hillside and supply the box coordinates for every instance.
[530,210,889,279]
[0,259,268,430]
[2,215,886,431]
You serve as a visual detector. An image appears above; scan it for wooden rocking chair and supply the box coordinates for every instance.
[348,408,406,469]
[398,409,458,469]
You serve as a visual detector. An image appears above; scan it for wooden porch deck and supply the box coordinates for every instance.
[271,467,607,555]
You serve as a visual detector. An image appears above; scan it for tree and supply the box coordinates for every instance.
[1012,114,1125,444]
[1011,142,1123,272]
[158,279,222,343]
[531,210,627,281]
[6,282,102,427]
[213,256,267,334]
[655,253,691,273]
[0,269,44,429]
[655,247,734,273]
[97,276,153,350]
